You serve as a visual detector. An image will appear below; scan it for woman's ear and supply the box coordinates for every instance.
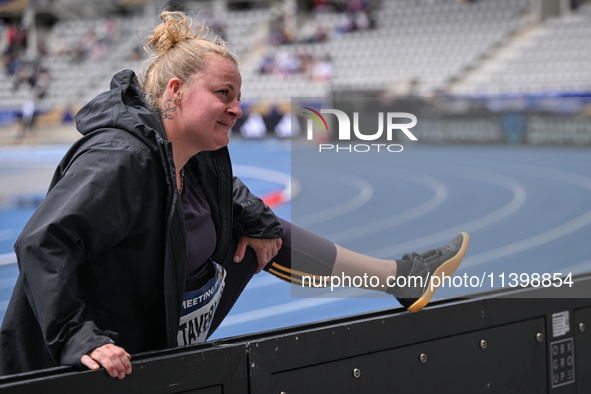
[166,78,183,102]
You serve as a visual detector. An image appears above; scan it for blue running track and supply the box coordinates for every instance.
[1,140,590,341]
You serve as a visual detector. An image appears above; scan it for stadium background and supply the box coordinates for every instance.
[1,0,590,341]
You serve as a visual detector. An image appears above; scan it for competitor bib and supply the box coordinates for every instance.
[177,260,226,347]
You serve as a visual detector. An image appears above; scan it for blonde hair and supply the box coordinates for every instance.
[140,11,238,108]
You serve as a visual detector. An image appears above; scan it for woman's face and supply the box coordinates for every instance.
[176,53,242,153]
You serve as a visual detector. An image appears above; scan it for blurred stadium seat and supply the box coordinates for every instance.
[0,0,590,127]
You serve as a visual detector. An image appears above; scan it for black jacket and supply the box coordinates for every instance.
[0,70,282,376]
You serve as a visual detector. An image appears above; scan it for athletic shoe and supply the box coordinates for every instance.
[387,232,469,312]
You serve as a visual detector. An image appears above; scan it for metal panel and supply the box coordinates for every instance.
[270,318,546,393]
[1,273,590,393]
[0,344,247,394]
[248,273,591,393]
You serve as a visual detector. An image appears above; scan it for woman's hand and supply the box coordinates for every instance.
[234,237,282,274]
[81,343,132,379]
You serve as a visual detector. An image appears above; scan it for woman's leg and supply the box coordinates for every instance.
[265,218,399,292]
[208,217,338,336]
[266,218,469,312]
[208,233,258,336]
[209,217,469,336]
[263,217,336,285]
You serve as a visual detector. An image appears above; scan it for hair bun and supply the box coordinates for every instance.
[146,11,203,57]
[139,10,236,107]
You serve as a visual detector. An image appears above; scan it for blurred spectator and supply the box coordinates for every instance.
[273,51,301,77]
[336,12,356,33]
[258,49,332,83]
[311,0,336,13]
[354,10,371,31]
[269,0,298,46]
[299,20,328,43]
[89,41,108,62]
[270,26,290,46]
[13,61,35,90]
[240,112,267,138]
[5,51,20,75]
[52,37,68,58]
[320,0,374,34]
[51,20,120,65]
[16,22,27,50]
[80,31,97,62]
[282,0,298,43]
[313,55,333,82]
[275,113,298,138]
[4,22,28,76]
[274,103,301,138]
[98,18,117,46]
[71,42,84,64]
[6,23,17,51]
[34,66,50,99]
[347,0,369,13]
[19,95,36,140]
[274,0,374,44]
[259,55,275,74]
[295,47,315,76]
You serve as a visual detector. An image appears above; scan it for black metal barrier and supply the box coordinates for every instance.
[1,273,590,393]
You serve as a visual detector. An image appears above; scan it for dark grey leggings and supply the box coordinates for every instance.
[208,217,337,336]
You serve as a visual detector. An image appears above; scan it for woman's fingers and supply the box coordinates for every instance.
[82,344,132,379]
[233,237,248,262]
[236,237,284,274]
[80,354,100,370]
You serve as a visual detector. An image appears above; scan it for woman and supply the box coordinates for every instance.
[0,12,468,378]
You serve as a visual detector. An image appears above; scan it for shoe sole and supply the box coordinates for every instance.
[406,232,470,313]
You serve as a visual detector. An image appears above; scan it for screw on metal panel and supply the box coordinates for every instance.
[352,368,361,378]
[280,392,287,394]
[536,333,544,342]
[580,323,586,332]
[480,340,487,349]
[419,353,427,363]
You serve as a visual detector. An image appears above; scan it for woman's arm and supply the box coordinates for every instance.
[231,177,283,271]
[231,176,283,239]
[16,140,145,375]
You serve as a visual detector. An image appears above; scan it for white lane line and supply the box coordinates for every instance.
[244,273,282,290]
[461,165,591,269]
[0,252,16,266]
[560,260,591,276]
[294,169,374,227]
[217,289,361,327]
[218,298,341,327]
[326,170,448,243]
[0,146,68,160]
[0,162,57,169]
[367,167,528,259]
[221,260,591,328]
[218,161,590,328]
[233,164,299,203]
